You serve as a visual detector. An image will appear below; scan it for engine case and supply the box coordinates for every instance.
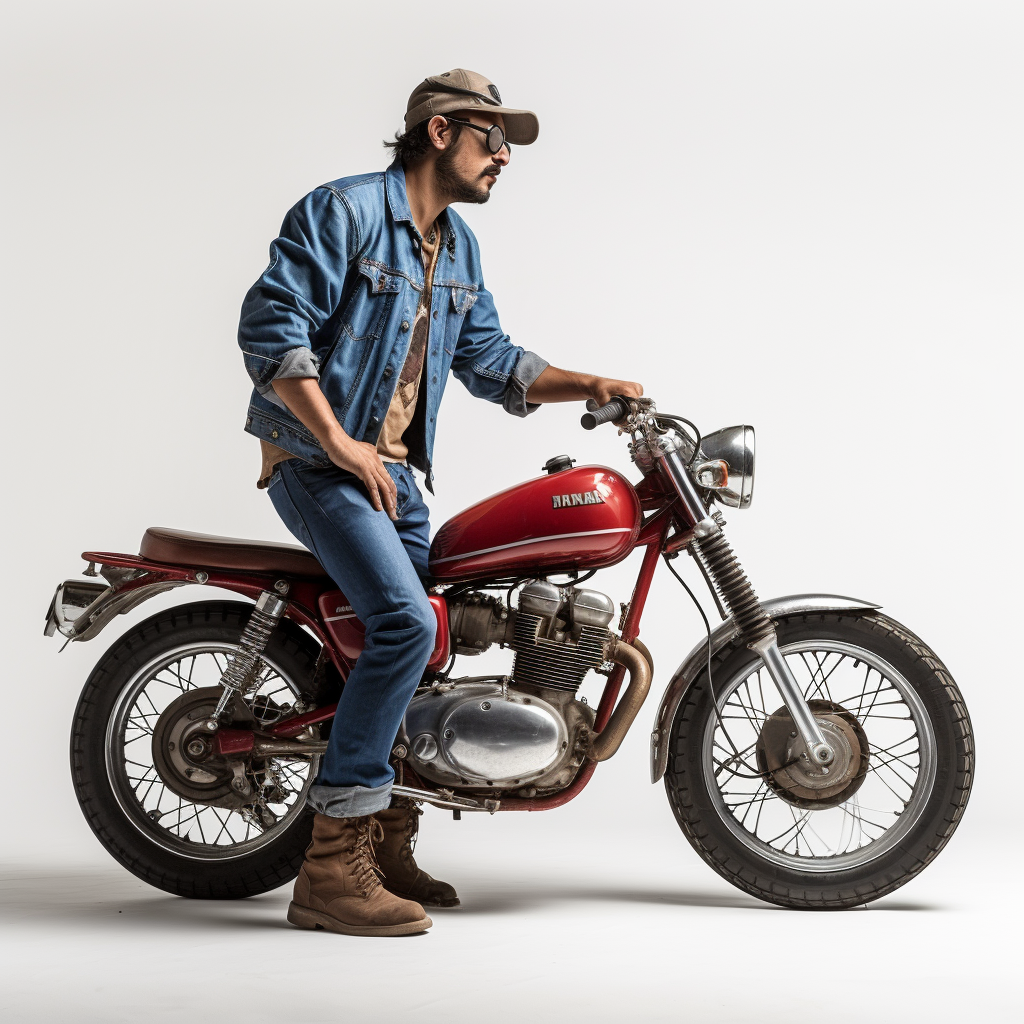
[401,681,571,787]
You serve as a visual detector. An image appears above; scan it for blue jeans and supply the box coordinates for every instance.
[267,458,435,818]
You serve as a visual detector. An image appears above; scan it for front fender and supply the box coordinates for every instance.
[649,593,881,783]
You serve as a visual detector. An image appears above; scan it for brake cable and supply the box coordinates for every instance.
[662,553,799,782]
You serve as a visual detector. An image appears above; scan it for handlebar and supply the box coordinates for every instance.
[580,397,630,430]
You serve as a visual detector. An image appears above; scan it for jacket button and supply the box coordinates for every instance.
[382,366,393,380]
[271,429,279,439]
[400,320,410,332]
[370,416,379,426]
[432,310,438,320]
[432,376,438,384]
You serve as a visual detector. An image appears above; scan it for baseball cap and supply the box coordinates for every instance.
[404,68,539,146]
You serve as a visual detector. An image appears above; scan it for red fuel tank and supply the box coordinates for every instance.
[429,466,641,582]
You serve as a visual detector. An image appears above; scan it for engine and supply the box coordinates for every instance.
[401,581,616,793]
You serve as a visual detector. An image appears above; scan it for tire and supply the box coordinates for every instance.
[664,611,974,909]
[70,601,332,899]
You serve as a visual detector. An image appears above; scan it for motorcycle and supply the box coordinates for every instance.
[46,397,973,909]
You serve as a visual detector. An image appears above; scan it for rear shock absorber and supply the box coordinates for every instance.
[691,519,835,766]
[210,591,288,722]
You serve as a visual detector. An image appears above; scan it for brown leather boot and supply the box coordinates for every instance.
[287,813,432,936]
[374,798,460,908]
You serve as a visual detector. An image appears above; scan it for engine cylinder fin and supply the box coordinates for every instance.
[511,613,611,693]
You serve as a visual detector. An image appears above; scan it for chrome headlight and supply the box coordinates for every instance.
[694,425,755,508]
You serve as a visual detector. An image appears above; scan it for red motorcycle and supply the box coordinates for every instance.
[47,397,973,908]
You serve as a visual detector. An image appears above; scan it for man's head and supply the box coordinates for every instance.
[385,69,538,205]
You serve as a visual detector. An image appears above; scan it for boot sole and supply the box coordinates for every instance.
[287,902,432,936]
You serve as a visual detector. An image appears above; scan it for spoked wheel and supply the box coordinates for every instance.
[71,602,331,899]
[665,611,973,908]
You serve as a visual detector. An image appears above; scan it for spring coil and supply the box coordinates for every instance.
[692,524,776,647]
[218,603,281,695]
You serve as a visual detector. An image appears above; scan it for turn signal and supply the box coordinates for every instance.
[694,460,729,490]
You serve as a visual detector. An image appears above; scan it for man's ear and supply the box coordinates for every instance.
[427,115,451,151]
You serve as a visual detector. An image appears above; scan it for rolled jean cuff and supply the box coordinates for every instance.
[306,781,393,818]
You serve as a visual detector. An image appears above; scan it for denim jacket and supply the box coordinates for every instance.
[238,160,547,491]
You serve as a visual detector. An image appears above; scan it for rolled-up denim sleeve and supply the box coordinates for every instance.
[451,282,548,418]
[238,187,354,394]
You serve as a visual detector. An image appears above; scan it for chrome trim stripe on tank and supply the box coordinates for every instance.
[431,527,634,566]
[649,593,881,783]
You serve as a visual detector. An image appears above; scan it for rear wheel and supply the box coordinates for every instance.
[664,611,973,908]
[71,601,330,899]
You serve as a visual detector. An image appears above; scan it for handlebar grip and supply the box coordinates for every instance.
[580,397,630,430]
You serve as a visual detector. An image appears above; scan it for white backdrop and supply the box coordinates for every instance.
[2,2,1021,1021]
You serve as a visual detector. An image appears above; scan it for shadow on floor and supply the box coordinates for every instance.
[0,863,940,932]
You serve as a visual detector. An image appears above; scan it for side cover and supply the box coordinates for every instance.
[319,590,450,671]
[649,593,881,783]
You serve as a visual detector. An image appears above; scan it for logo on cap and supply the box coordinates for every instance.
[488,84,501,103]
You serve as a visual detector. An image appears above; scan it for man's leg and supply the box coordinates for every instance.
[269,459,436,814]
[362,464,461,907]
[267,459,435,935]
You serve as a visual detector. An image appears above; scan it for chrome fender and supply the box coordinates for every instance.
[649,593,880,783]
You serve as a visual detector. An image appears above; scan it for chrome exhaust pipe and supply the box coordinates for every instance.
[588,638,654,762]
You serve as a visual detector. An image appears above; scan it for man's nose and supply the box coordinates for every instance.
[494,144,510,167]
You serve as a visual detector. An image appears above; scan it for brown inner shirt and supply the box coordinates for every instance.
[376,222,439,463]
[257,221,439,488]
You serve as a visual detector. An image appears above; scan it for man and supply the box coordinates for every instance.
[238,69,642,937]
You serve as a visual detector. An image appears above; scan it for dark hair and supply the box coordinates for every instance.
[383,117,463,165]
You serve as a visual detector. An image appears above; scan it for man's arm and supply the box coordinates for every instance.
[525,365,644,407]
[238,188,352,408]
[271,378,399,520]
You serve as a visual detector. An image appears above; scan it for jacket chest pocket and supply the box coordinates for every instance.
[442,285,478,355]
[345,261,402,342]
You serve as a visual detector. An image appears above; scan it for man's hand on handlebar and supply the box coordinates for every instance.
[587,376,643,407]
[525,366,644,407]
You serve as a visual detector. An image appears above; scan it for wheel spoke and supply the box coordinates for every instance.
[110,643,318,861]
[703,637,936,868]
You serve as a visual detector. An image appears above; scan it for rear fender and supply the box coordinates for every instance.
[44,574,191,642]
[649,593,881,783]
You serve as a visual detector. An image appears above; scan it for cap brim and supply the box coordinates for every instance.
[405,98,539,145]
[486,107,539,146]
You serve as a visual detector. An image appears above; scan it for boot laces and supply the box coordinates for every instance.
[400,802,422,860]
[346,817,384,895]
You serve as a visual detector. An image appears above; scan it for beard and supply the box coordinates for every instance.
[434,143,498,205]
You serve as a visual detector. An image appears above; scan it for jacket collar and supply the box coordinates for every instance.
[385,159,415,229]
[385,159,454,245]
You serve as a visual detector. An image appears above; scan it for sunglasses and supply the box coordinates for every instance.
[443,117,512,161]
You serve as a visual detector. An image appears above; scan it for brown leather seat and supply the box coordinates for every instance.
[140,527,328,578]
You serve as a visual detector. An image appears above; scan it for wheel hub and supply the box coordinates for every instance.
[152,687,251,808]
[756,699,869,809]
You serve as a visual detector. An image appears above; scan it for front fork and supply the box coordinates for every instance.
[661,447,835,767]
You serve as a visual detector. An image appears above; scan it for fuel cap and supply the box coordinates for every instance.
[542,455,576,475]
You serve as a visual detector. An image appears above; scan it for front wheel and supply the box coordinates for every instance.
[664,611,973,909]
